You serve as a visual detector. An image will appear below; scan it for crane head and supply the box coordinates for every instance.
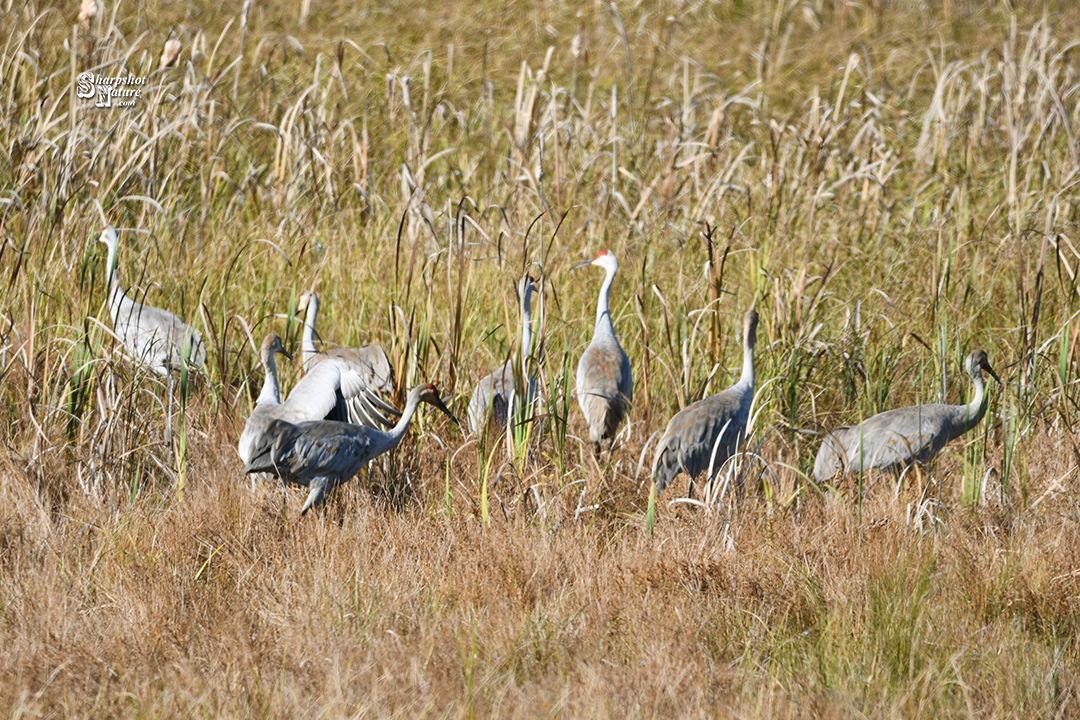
[412,383,459,427]
[743,309,759,348]
[296,290,317,316]
[97,225,118,247]
[261,333,293,363]
[517,274,538,302]
[966,349,1002,386]
[571,249,619,273]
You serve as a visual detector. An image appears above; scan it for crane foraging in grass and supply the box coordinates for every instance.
[243,382,458,514]
[813,349,1002,483]
[573,250,633,452]
[98,225,205,374]
[237,333,397,466]
[652,309,759,498]
[467,274,540,434]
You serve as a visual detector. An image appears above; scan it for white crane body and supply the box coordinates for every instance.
[98,226,205,374]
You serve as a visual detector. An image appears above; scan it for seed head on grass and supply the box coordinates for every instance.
[78,0,98,31]
[160,38,182,70]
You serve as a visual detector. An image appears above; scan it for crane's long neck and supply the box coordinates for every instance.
[103,239,128,324]
[739,335,755,390]
[302,296,319,364]
[257,351,281,405]
[520,286,534,361]
[384,392,423,446]
[960,369,989,430]
[593,265,617,337]
[104,239,118,289]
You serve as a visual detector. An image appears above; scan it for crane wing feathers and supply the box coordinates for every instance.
[282,361,356,422]
[338,367,371,402]
[577,345,631,400]
[242,419,300,476]
[815,366,995,482]
[576,343,633,442]
[243,419,378,487]
[306,344,395,393]
[468,363,513,432]
[817,406,956,479]
[651,388,750,494]
[845,408,948,470]
[285,360,394,429]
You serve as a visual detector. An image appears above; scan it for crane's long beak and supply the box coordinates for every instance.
[570,258,593,271]
[983,359,1003,386]
[431,396,460,427]
[280,348,294,362]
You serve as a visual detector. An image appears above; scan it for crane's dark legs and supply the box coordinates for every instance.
[165,372,175,445]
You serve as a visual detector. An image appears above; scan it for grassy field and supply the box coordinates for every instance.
[3,0,1080,715]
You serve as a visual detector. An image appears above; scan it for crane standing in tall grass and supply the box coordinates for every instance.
[651,310,759,498]
[467,274,540,435]
[573,250,633,453]
[97,225,205,374]
[813,349,1001,483]
[238,334,398,467]
[244,383,457,514]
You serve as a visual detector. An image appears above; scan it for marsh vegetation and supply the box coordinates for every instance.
[2,0,1080,715]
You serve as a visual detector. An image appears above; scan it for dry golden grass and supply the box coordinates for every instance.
[3,0,1080,715]
[5,444,1080,716]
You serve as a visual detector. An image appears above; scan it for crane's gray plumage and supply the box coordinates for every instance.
[243,383,457,514]
[238,334,291,464]
[468,275,540,434]
[652,310,759,497]
[98,226,205,374]
[237,334,394,465]
[296,289,397,428]
[574,250,633,449]
[297,290,394,392]
[813,349,1001,483]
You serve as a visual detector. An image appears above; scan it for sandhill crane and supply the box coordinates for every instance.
[236,333,290,489]
[237,334,394,466]
[467,275,540,434]
[573,250,633,451]
[98,226,205,374]
[296,290,394,392]
[238,334,291,465]
[652,309,759,497]
[813,349,1001,483]
[243,383,457,513]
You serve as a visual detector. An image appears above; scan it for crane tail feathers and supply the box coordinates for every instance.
[651,442,679,497]
[300,482,327,515]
